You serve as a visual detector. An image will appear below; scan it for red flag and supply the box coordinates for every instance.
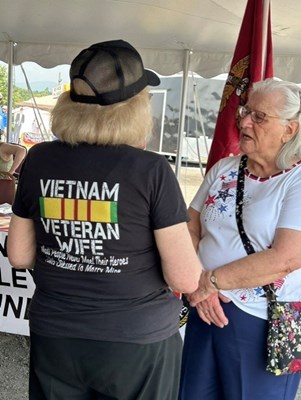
[206,0,273,171]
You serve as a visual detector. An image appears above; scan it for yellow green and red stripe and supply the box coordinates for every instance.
[39,197,118,222]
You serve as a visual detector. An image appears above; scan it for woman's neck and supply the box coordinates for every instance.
[246,157,281,178]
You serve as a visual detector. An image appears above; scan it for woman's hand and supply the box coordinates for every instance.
[188,270,217,305]
[194,292,231,328]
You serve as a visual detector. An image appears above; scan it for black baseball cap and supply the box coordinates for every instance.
[70,39,160,105]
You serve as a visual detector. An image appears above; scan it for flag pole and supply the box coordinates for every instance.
[261,0,270,79]
[205,0,274,172]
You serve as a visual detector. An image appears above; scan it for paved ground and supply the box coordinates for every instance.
[1,166,301,399]
[0,332,29,400]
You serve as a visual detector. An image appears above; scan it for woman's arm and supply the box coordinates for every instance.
[187,206,230,326]
[187,207,201,251]
[189,227,301,305]
[154,221,202,293]
[7,214,36,269]
[3,143,26,175]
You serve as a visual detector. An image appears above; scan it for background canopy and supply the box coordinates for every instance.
[0,0,301,81]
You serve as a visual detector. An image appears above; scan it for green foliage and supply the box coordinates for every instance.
[0,65,8,101]
[0,65,51,108]
[12,86,32,105]
[33,88,51,97]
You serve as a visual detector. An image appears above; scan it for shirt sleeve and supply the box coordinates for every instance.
[150,156,189,229]
[276,171,301,231]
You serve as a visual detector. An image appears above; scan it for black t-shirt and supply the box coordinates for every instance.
[13,141,189,343]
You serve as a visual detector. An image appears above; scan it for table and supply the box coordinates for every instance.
[0,216,34,336]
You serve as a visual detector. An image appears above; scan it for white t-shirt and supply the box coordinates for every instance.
[190,155,301,320]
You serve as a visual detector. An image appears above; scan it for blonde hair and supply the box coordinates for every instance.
[51,87,152,147]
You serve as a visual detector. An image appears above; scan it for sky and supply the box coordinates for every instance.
[0,61,70,86]
[0,61,229,87]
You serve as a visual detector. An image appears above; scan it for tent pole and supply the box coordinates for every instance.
[6,41,14,142]
[175,49,192,180]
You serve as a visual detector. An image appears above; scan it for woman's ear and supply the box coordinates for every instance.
[284,120,300,143]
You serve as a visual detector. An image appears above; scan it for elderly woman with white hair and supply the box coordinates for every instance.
[179,79,301,400]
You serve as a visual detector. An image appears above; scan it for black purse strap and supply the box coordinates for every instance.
[236,155,256,255]
[235,155,275,299]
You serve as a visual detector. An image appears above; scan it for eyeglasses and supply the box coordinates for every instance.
[237,105,286,124]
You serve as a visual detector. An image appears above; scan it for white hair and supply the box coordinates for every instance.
[250,79,301,169]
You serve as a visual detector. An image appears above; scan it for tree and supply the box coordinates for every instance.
[12,86,32,106]
[0,65,50,108]
[0,65,8,102]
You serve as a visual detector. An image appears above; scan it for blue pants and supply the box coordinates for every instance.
[179,303,301,400]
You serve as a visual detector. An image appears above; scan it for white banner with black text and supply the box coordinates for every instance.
[0,232,34,336]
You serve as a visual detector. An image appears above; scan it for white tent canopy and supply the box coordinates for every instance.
[1,0,301,81]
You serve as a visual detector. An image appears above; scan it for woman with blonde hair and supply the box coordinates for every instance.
[8,40,201,400]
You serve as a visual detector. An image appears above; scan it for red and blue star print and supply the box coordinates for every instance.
[203,170,238,220]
